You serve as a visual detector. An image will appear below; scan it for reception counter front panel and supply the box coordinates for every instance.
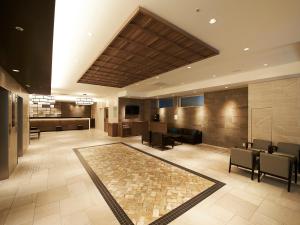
[30,118,90,132]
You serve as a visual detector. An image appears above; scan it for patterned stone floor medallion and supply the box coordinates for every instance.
[74,143,225,225]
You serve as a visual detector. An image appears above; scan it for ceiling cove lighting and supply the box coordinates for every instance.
[76,94,93,105]
[209,18,216,24]
[30,95,55,105]
[12,69,20,72]
[243,47,250,51]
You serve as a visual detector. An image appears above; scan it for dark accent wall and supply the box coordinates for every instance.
[159,88,248,148]
[59,102,91,118]
[118,98,157,122]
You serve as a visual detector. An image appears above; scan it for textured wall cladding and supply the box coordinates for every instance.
[203,88,248,148]
[118,98,157,123]
[118,98,145,122]
[249,77,300,145]
[159,88,248,148]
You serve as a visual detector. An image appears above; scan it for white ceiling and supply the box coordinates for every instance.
[51,0,300,98]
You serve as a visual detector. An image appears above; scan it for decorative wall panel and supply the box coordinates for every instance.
[78,8,218,88]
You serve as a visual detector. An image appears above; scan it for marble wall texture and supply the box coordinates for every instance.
[203,88,248,147]
[249,77,300,145]
[159,88,248,148]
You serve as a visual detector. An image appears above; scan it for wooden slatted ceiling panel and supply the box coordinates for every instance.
[78,8,219,88]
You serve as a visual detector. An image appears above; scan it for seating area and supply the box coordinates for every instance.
[141,127,202,150]
[230,139,300,192]
[142,131,174,149]
[167,127,202,144]
[2,1,300,225]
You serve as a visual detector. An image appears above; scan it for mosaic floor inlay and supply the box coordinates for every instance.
[74,143,224,225]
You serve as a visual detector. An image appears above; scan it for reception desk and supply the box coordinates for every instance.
[30,118,90,132]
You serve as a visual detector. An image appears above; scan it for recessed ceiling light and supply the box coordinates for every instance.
[209,18,217,24]
[225,86,228,89]
[264,63,268,66]
[156,76,160,79]
[12,69,20,72]
[212,74,216,78]
[88,32,93,37]
[15,26,24,31]
[187,66,191,69]
[243,47,250,51]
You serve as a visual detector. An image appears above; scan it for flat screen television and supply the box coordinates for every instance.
[125,105,139,115]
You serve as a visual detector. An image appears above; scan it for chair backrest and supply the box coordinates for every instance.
[260,153,291,178]
[151,132,163,144]
[277,142,300,160]
[230,148,253,168]
[252,139,271,150]
[142,130,151,139]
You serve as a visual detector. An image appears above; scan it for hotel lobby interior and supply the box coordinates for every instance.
[1,0,300,225]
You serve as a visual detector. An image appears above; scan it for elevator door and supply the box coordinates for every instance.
[17,96,23,157]
[0,86,9,180]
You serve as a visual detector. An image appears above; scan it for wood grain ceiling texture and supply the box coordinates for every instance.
[78,8,219,88]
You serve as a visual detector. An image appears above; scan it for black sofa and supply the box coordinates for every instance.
[167,127,202,144]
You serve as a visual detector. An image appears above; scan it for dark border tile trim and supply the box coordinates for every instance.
[73,142,225,225]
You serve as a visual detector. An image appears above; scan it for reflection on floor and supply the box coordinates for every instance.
[76,143,222,225]
[0,130,300,225]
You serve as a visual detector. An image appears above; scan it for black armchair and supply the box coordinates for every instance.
[151,132,174,149]
[141,131,152,145]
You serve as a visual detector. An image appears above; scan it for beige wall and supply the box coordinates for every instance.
[249,77,300,145]
[0,67,29,177]
[93,102,105,131]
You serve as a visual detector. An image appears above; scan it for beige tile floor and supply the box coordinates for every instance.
[0,129,300,225]
[77,143,215,224]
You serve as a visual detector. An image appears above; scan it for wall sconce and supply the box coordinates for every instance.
[174,114,178,120]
